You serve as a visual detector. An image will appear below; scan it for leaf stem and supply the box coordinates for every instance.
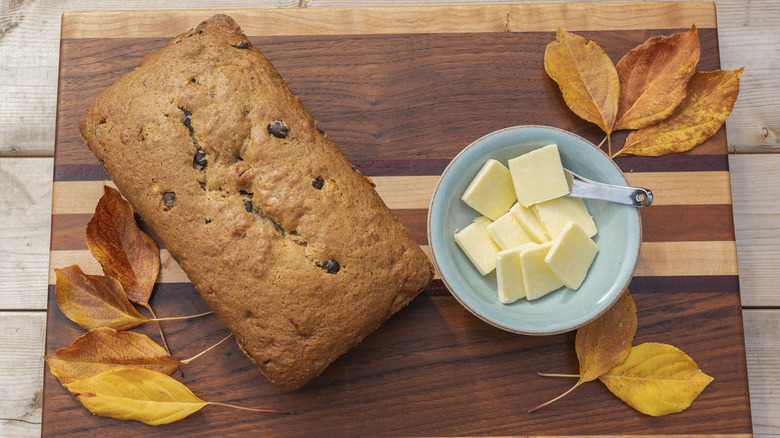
[208,401,294,415]
[181,333,234,364]
[536,372,580,378]
[607,134,613,157]
[597,135,608,149]
[144,304,172,356]
[150,311,214,322]
[528,380,582,414]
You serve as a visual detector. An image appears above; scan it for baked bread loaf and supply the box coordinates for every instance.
[79,14,433,391]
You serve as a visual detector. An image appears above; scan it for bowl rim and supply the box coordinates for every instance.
[426,125,642,335]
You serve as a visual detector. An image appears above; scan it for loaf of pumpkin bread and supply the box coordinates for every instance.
[79,14,434,391]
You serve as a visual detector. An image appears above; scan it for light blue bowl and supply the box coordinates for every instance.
[427,126,641,335]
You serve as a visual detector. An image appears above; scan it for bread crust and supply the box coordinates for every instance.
[79,14,433,391]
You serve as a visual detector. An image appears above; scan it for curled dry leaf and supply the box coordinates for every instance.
[616,68,743,157]
[599,342,714,416]
[544,28,620,135]
[66,368,207,425]
[614,25,701,130]
[87,186,160,306]
[576,290,637,383]
[45,327,181,384]
[54,265,150,330]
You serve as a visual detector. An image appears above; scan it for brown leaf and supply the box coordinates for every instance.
[45,327,181,384]
[86,186,160,306]
[54,265,150,330]
[576,290,637,383]
[614,25,701,130]
[616,68,743,157]
[544,28,620,134]
[599,342,714,416]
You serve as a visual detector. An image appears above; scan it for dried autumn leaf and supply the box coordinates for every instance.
[66,368,207,425]
[544,28,620,135]
[529,290,636,413]
[45,327,181,384]
[599,342,714,416]
[614,25,701,130]
[54,265,150,330]
[615,68,743,157]
[87,186,160,306]
[576,290,637,382]
[66,368,294,425]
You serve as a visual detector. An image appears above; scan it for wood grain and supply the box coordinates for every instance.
[1,0,775,156]
[0,158,52,310]
[1,1,778,436]
[729,154,780,307]
[37,6,753,436]
[59,3,718,39]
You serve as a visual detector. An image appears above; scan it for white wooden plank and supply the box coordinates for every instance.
[0,312,45,438]
[729,154,780,307]
[743,309,780,437]
[0,158,52,310]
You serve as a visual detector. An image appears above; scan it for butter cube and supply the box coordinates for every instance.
[520,241,564,300]
[454,216,501,275]
[532,196,597,239]
[508,144,569,207]
[509,202,549,243]
[461,159,517,220]
[487,211,536,250]
[496,243,537,304]
[545,222,599,290]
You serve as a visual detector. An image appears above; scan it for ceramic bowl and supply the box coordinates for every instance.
[427,125,641,335]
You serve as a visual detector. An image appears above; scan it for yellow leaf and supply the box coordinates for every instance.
[616,68,743,157]
[86,186,161,306]
[614,25,701,130]
[576,290,637,383]
[45,327,181,384]
[54,265,150,330]
[544,28,620,135]
[599,342,714,416]
[66,368,207,425]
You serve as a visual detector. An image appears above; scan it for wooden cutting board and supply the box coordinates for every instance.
[45,3,753,436]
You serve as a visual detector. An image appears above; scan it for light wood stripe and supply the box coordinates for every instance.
[635,240,739,277]
[48,241,737,285]
[60,3,716,40]
[625,171,733,205]
[51,171,732,215]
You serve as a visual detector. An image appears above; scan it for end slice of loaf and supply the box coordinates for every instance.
[79,14,434,391]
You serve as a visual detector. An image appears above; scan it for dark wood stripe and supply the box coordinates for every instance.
[55,28,723,169]
[50,203,736,250]
[50,213,164,251]
[47,274,742,300]
[641,204,735,242]
[53,153,730,181]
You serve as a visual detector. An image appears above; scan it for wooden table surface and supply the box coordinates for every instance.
[0,1,777,436]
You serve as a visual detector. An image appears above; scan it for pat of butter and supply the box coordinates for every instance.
[487,211,536,250]
[509,202,549,243]
[532,196,597,239]
[545,222,599,290]
[461,159,517,220]
[508,144,569,207]
[520,241,564,300]
[496,243,537,304]
[454,216,501,275]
